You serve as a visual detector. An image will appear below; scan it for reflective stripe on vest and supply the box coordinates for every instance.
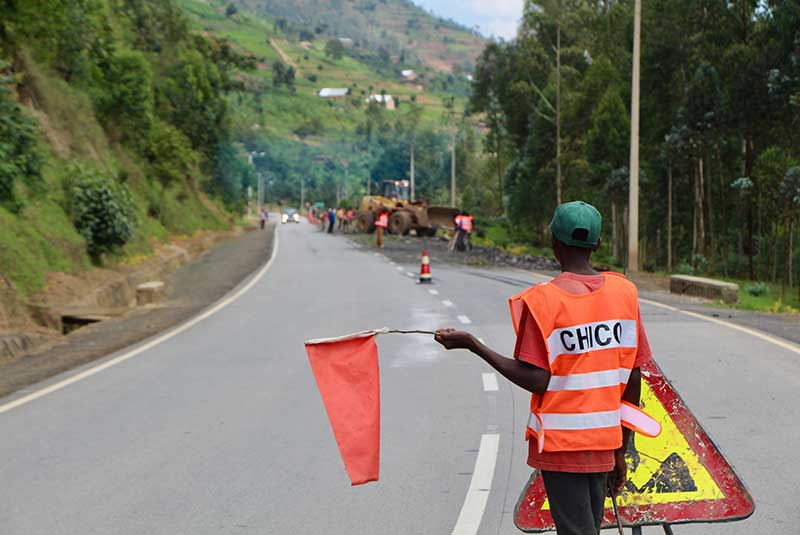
[461,216,473,233]
[510,273,658,452]
[547,368,632,391]
[526,402,661,453]
[376,213,389,228]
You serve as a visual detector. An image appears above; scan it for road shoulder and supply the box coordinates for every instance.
[0,223,276,399]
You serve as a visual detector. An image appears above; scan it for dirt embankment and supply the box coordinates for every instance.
[0,223,276,397]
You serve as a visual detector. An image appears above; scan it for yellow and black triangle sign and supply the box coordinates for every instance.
[515,361,754,531]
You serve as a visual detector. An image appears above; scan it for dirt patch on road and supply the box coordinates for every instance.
[0,223,276,399]
[346,232,560,273]
[345,231,800,346]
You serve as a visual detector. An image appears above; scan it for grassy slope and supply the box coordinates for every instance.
[0,53,230,297]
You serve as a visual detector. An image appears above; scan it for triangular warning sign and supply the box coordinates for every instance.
[514,361,754,531]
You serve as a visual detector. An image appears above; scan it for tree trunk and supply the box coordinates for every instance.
[783,218,791,299]
[497,138,503,214]
[706,150,715,270]
[623,205,629,269]
[656,229,661,269]
[692,163,698,261]
[667,165,673,271]
[771,223,778,283]
[790,221,794,290]
[692,192,698,261]
[748,205,755,280]
[738,222,744,278]
[555,22,562,206]
[697,158,707,259]
[612,201,619,261]
[745,136,755,281]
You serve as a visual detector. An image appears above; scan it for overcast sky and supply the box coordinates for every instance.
[412,0,523,40]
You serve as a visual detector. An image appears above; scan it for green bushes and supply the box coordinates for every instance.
[145,120,197,187]
[0,63,43,212]
[97,50,154,146]
[744,282,768,297]
[65,167,137,259]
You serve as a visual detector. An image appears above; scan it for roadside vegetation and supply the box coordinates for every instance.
[468,0,800,312]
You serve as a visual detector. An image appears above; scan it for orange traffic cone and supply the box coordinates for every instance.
[419,250,432,284]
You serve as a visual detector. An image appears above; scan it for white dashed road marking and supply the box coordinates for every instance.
[450,433,500,535]
[481,373,498,392]
[442,300,454,307]
[428,289,439,295]
[457,315,472,325]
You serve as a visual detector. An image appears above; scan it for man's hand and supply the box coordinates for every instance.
[434,329,476,351]
[607,450,628,497]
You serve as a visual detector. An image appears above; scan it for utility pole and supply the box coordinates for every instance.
[555,19,562,206]
[257,172,264,209]
[343,160,349,201]
[627,0,642,273]
[300,178,305,209]
[410,142,415,202]
[450,127,457,207]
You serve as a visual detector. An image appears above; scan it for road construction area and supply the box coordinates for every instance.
[0,218,797,534]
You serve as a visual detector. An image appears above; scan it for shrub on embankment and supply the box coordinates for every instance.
[0,0,255,298]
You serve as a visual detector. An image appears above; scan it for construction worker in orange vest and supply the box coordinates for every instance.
[435,201,658,535]
[375,207,389,248]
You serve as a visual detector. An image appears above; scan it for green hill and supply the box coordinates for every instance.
[176,0,485,208]
[230,0,485,73]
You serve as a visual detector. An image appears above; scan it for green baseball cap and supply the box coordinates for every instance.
[549,201,602,249]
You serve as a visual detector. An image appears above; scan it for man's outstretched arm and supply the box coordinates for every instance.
[434,329,551,394]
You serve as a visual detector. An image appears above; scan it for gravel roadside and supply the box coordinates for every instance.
[0,222,276,399]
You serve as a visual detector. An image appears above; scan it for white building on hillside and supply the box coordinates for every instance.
[401,69,417,81]
[318,88,350,98]
[367,94,395,110]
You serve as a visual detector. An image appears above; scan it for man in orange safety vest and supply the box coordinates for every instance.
[435,201,658,535]
[375,208,389,248]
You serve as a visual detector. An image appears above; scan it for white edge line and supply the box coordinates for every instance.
[527,270,800,356]
[0,225,282,415]
[451,433,500,535]
[481,373,498,392]
[640,297,800,355]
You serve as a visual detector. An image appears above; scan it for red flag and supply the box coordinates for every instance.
[305,330,382,485]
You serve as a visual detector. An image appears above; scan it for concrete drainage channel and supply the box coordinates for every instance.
[59,281,167,335]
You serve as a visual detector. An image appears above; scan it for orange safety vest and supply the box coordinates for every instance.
[509,272,661,453]
[454,214,463,228]
[376,212,389,228]
[461,216,473,233]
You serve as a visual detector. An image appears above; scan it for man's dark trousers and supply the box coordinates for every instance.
[541,471,608,535]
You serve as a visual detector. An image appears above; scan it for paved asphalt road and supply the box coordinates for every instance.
[1,220,797,534]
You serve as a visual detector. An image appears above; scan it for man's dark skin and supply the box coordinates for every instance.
[435,235,641,495]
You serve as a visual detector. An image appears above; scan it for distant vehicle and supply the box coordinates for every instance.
[282,208,301,224]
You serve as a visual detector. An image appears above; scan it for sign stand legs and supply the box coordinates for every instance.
[662,524,675,534]
[632,527,642,535]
